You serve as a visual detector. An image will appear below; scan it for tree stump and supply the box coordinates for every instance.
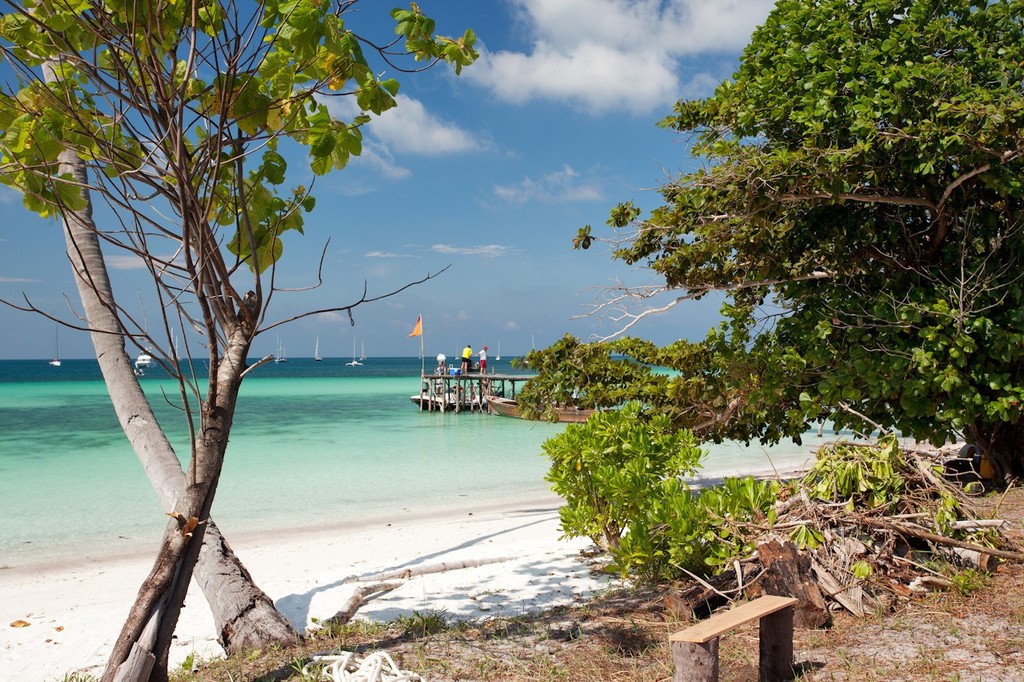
[754,538,830,628]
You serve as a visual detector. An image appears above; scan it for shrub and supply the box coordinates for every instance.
[543,401,704,552]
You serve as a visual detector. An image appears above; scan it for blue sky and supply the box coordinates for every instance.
[0,0,777,361]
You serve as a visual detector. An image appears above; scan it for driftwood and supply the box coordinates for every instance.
[325,582,402,625]
[326,556,517,625]
[347,556,516,583]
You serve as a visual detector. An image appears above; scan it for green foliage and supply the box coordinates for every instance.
[544,401,786,580]
[527,0,1024,479]
[396,609,453,638]
[802,436,909,510]
[949,568,988,596]
[789,524,825,550]
[0,1,478,271]
[608,475,785,581]
[851,560,874,580]
[543,401,705,551]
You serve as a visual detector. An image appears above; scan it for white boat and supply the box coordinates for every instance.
[495,342,501,361]
[275,336,287,363]
[49,325,61,367]
[346,338,362,366]
[314,337,322,362]
[359,339,366,361]
[135,350,153,369]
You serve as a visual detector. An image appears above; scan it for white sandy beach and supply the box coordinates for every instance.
[1,495,613,681]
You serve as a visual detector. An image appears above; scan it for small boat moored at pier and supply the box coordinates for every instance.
[485,396,594,423]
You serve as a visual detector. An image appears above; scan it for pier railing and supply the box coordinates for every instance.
[414,371,533,413]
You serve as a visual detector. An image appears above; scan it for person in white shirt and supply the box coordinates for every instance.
[478,346,488,373]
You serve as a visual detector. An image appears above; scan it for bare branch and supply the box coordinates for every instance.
[578,269,833,341]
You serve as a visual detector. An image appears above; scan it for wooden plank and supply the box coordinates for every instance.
[670,595,798,643]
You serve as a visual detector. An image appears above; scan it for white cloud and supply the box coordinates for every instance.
[478,41,679,114]
[366,251,416,258]
[355,139,411,180]
[370,96,480,155]
[432,244,511,257]
[0,275,38,282]
[105,254,150,270]
[467,0,775,113]
[493,164,602,204]
[502,320,520,331]
[316,93,480,180]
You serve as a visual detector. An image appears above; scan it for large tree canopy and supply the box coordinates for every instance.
[521,0,1024,481]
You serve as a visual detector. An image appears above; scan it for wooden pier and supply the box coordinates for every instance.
[411,371,534,413]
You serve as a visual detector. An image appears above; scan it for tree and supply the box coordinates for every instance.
[47,115,296,657]
[520,0,1024,481]
[0,1,476,679]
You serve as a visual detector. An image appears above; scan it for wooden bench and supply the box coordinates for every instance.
[669,594,798,682]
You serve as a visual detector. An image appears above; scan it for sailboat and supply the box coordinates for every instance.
[314,337,322,362]
[346,338,362,367]
[48,325,61,367]
[275,336,287,363]
[359,339,366,361]
[495,342,501,361]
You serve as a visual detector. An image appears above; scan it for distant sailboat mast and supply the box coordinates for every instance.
[49,325,61,367]
[346,337,362,366]
[314,337,322,361]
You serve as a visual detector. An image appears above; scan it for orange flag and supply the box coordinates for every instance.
[408,315,422,337]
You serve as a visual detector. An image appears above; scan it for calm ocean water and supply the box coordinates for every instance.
[0,356,819,567]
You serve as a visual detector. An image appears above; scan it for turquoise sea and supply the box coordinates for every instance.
[0,356,819,568]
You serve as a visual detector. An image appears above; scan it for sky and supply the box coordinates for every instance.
[0,0,779,361]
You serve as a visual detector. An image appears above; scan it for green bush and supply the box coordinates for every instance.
[543,401,783,581]
[543,401,704,551]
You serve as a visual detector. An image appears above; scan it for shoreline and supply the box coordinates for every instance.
[1,496,612,681]
[2,461,822,680]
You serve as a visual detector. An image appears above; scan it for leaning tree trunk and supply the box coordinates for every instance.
[104,339,249,681]
[47,59,295,653]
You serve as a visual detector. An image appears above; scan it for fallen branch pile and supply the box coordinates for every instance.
[667,437,1024,626]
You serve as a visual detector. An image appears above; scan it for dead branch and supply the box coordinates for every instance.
[347,556,516,584]
[323,582,402,626]
[857,516,1024,562]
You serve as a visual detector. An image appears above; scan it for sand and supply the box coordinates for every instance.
[0,496,612,681]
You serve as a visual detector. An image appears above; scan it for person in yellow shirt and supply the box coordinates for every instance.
[461,344,472,374]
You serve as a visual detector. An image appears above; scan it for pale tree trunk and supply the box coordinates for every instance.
[46,64,295,656]
[104,340,248,681]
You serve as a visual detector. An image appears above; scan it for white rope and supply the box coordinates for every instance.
[302,650,424,682]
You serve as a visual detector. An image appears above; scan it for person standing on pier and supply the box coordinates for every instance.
[461,344,472,374]
[478,346,488,374]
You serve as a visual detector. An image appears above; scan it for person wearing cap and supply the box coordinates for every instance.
[478,345,488,373]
